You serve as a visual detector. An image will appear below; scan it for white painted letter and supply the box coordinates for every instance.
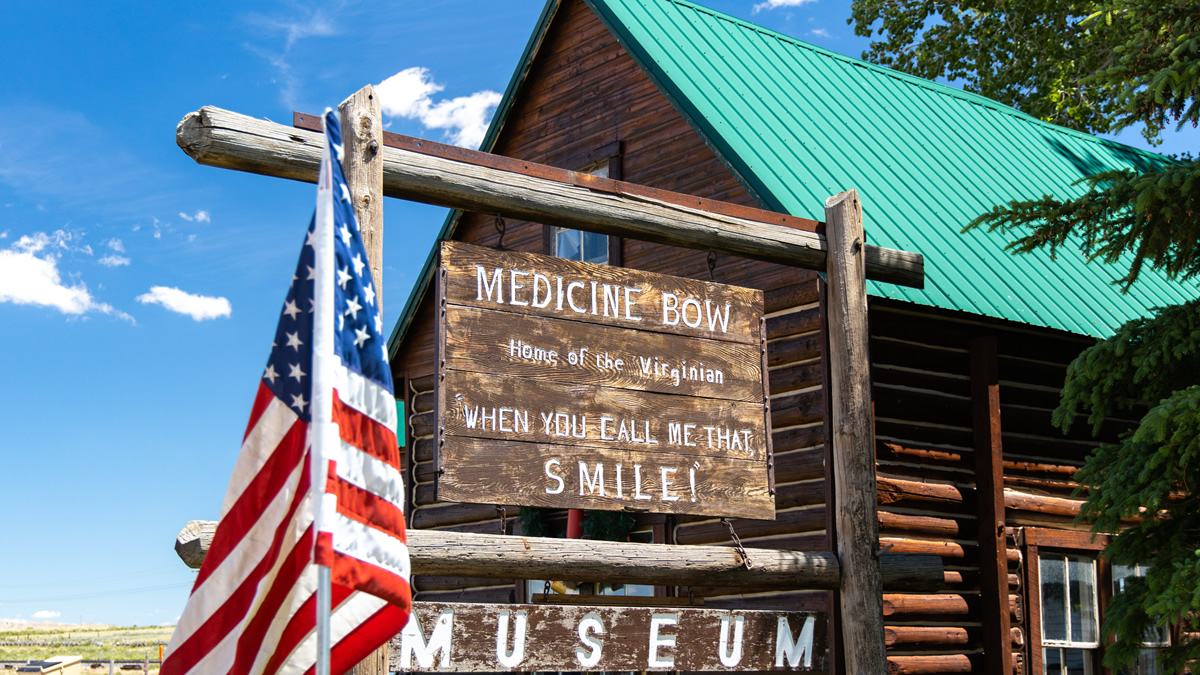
[399,609,454,669]
[662,292,680,326]
[579,462,605,496]
[576,613,605,669]
[544,459,564,494]
[719,615,745,667]
[774,616,815,668]
[476,266,503,304]
[531,273,552,308]
[495,610,527,668]
[566,281,587,313]
[508,270,530,306]
[648,613,679,669]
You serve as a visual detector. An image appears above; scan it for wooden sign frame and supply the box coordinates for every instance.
[433,241,774,520]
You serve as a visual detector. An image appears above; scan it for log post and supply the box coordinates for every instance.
[339,87,384,306]
[971,336,1012,675]
[340,85,388,675]
[824,190,887,674]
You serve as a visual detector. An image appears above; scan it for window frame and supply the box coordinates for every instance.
[543,141,623,266]
[1024,528,1112,675]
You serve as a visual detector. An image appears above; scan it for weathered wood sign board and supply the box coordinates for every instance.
[435,241,774,519]
[392,602,826,672]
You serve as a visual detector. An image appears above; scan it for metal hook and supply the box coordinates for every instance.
[494,214,507,250]
[707,251,717,280]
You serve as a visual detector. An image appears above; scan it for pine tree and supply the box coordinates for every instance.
[851,1,1200,669]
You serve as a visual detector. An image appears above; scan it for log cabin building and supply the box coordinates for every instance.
[384,0,1190,672]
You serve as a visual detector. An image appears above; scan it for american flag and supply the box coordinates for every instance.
[163,110,411,675]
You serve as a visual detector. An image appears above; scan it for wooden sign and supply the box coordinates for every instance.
[391,602,826,672]
[436,241,774,519]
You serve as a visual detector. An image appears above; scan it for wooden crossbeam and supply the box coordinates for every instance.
[174,520,943,592]
[176,106,924,288]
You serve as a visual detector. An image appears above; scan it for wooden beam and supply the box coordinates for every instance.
[824,190,888,674]
[340,85,390,675]
[176,106,924,288]
[174,521,943,592]
[970,336,1012,675]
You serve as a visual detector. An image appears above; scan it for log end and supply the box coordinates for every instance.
[176,109,213,162]
[176,519,217,569]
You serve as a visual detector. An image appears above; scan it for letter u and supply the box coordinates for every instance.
[496,610,528,668]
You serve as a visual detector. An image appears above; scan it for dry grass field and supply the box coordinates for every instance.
[0,622,173,665]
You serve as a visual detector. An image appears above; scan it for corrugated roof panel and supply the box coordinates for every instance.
[588,0,1195,337]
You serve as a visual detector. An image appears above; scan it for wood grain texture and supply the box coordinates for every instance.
[438,437,775,520]
[175,107,924,287]
[389,602,827,672]
[443,304,764,401]
[174,521,942,591]
[824,191,887,673]
[339,86,385,303]
[441,241,764,343]
[440,370,768,458]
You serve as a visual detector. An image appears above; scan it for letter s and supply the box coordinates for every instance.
[545,459,564,494]
[576,613,605,668]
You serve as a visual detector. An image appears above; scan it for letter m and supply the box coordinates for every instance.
[774,616,815,668]
[579,461,605,497]
[476,265,504,303]
[400,609,455,669]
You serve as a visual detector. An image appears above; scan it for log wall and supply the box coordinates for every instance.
[869,301,1130,673]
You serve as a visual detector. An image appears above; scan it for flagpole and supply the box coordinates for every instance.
[316,566,332,675]
[313,109,338,675]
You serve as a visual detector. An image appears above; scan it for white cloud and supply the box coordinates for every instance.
[98,254,131,267]
[809,28,831,38]
[179,210,210,223]
[106,238,124,252]
[243,10,338,110]
[246,10,337,50]
[0,233,131,321]
[137,286,231,321]
[32,610,60,619]
[376,67,502,149]
[0,230,8,239]
[752,0,817,13]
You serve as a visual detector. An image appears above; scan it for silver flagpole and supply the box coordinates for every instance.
[317,566,332,675]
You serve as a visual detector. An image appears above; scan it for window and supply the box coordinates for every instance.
[552,159,612,265]
[1112,564,1168,675]
[1041,553,1099,675]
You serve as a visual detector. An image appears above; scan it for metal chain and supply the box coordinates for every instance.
[496,505,507,535]
[721,517,753,570]
[542,580,552,597]
[707,250,718,280]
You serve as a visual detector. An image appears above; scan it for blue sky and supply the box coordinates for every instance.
[1,0,1195,629]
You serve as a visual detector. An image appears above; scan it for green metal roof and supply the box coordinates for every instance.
[585,0,1195,337]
